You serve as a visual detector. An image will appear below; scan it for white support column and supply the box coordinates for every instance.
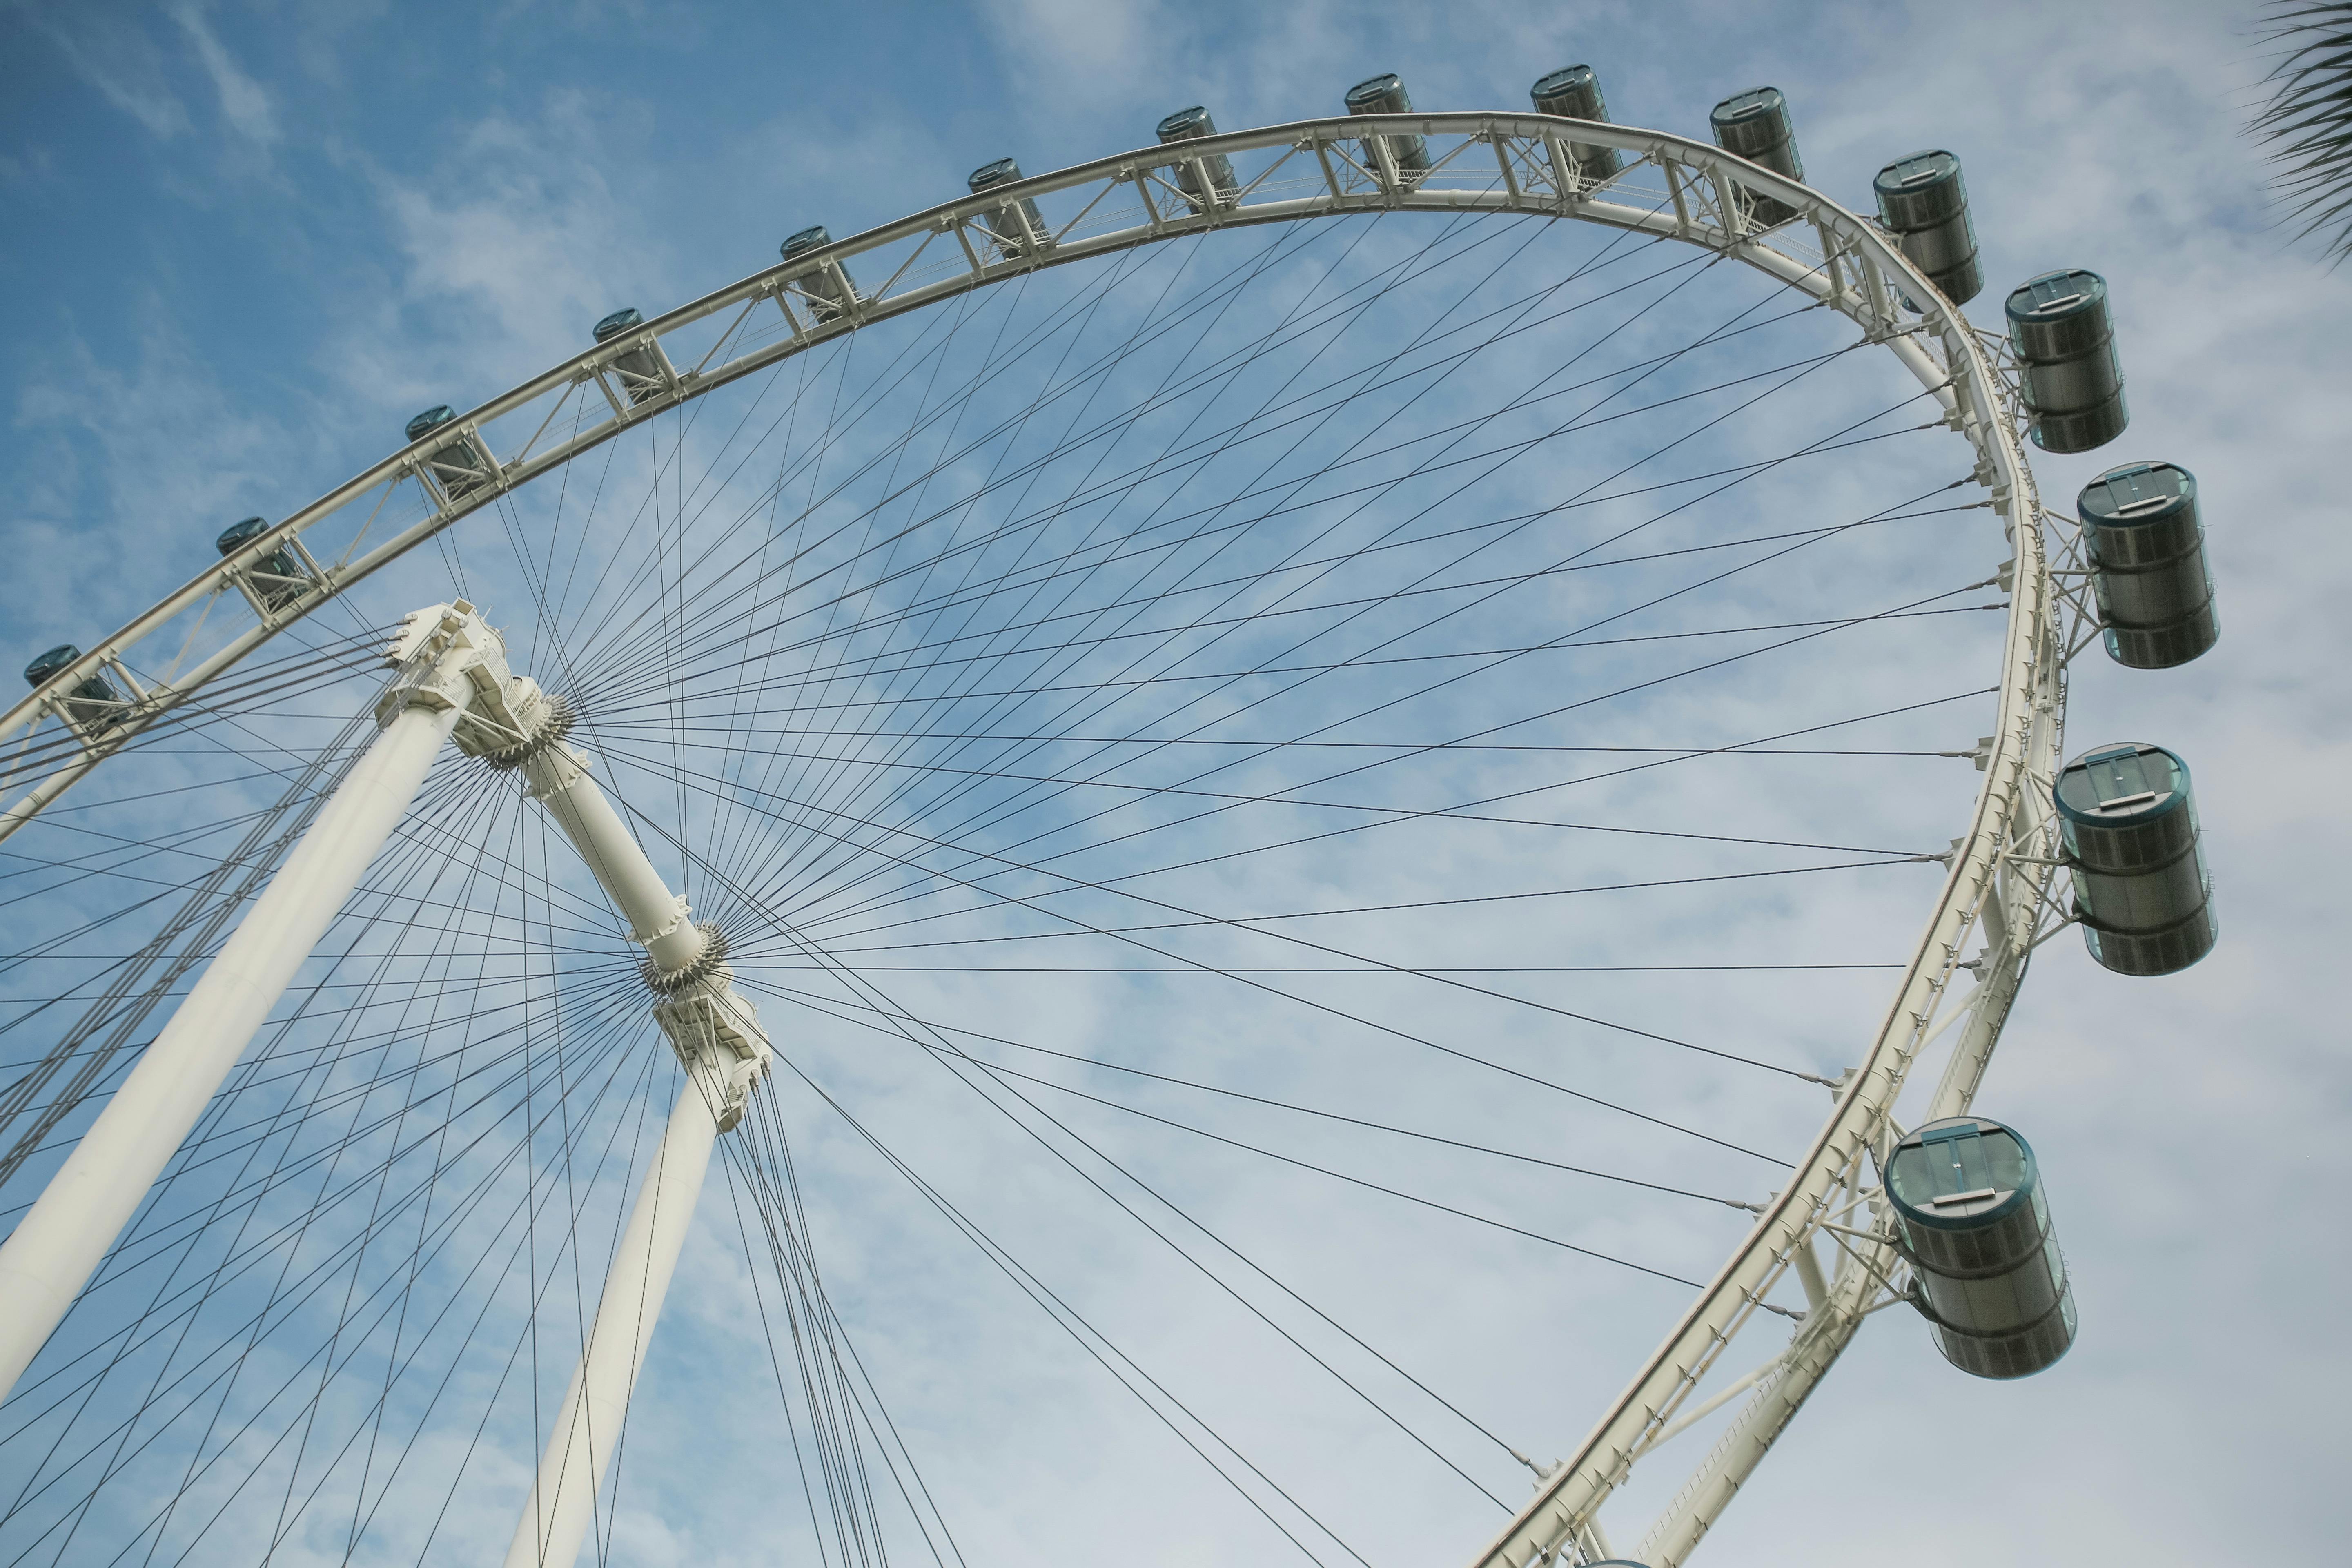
[446,619,772,1568]
[520,741,704,976]
[0,597,771,1568]
[0,638,472,1404]
[491,736,770,1568]
[501,1070,720,1568]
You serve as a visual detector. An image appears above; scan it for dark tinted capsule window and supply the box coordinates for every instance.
[1891,1125,2027,1205]
[2056,746,2184,815]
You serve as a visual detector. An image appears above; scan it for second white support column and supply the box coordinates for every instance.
[501,1070,721,1568]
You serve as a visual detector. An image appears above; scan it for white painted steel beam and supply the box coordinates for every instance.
[490,724,771,1568]
[519,738,704,976]
[382,605,775,1568]
[0,115,1942,851]
[0,621,485,1404]
[1459,169,2054,1568]
[1621,402,2077,1566]
[501,1071,719,1568]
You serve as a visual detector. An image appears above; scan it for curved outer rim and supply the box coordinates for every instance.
[0,112,2068,1568]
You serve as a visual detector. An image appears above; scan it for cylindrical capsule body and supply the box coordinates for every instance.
[2056,742,2216,976]
[1344,73,1429,176]
[1710,87,1803,227]
[2006,270,2128,453]
[2078,463,2218,669]
[214,516,307,610]
[1529,65,1621,180]
[404,405,494,500]
[22,644,125,732]
[592,307,670,401]
[1888,1117,2076,1380]
[968,159,1051,257]
[777,227,862,323]
[1873,150,1982,306]
[1155,106,1238,212]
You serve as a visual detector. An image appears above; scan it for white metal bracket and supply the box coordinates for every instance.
[651,974,773,1132]
[376,601,561,757]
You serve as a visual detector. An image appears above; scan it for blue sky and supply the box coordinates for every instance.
[2,2,2348,1566]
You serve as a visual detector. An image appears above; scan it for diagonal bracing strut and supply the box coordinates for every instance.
[0,603,771,1568]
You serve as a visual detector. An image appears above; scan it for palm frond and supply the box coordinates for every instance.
[2251,2,2352,261]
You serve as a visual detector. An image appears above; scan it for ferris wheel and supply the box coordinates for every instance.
[0,65,2221,1568]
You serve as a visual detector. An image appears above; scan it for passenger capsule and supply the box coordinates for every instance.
[22,644,126,733]
[1343,73,1430,176]
[1873,150,1982,306]
[1709,87,1803,228]
[1529,65,1621,180]
[968,159,1051,258]
[404,406,494,501]
[1155,106,1239,213]
[2055,742,2216,976]
[1888,1116,2076,1380]
[592,307,673,402]
[2078,463,2218,670]
[777,228,862,324]
[2005,270,2128,453]
[214,516,308,611]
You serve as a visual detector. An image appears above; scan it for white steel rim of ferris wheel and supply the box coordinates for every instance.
[0,110,2070,1568]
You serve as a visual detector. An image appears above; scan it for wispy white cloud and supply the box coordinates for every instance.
[7,303,296,642]
[974,0,1166,94]
[0,144,58,190]
[339,89,670,412]
[168,0,281,149]
[31,9,192,139]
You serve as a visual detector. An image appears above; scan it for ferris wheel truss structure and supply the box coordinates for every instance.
[0,110,2091,1568]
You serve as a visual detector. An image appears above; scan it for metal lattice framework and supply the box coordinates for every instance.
[0,112,2082,1566]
